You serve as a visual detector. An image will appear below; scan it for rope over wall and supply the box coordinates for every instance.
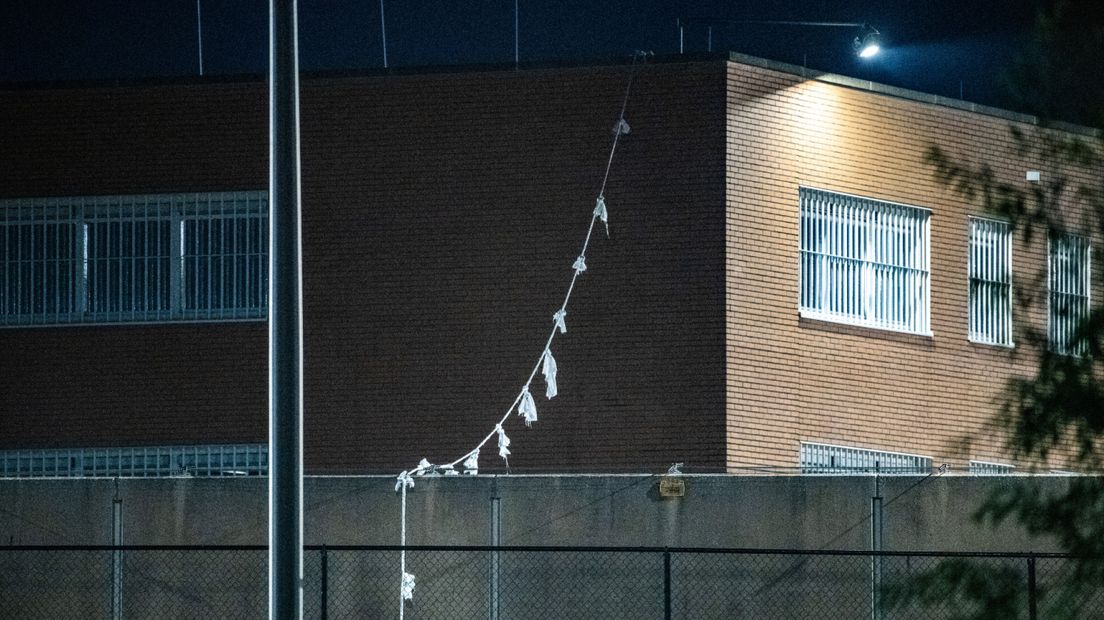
[393,51,651,617]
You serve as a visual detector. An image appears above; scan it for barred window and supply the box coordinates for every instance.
[0,192,267,327]
[1048,234,1090,355]
[182,201,268,315]
[0,217,79,318]
[969,460,1014,475]
[968,217,1012,346]
[800,441,932,474]
[799,188,931,335]
[0,444,267,478]
[85,213,172,316]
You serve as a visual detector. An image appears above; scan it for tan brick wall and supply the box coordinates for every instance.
[724,60,1095,471]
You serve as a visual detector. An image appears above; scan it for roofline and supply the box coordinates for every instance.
[1,51,1097,136]
[0,52,711,92]
[724,51,1099,137]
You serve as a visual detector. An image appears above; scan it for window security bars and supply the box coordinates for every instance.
[799,188,931,335]
[1048,234,1091,356]
[800,441,932,474]
[0,192,267,327]
[968,217,1013,346]
[969,460,1015,475]
[0,444,267,478]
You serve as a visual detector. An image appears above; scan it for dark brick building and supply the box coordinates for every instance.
[0,54,1093,475]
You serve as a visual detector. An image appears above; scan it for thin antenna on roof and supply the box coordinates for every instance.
[514,0,519,68]
[707,25,712,52]
[677,18,684,53]
[380,0,389,68]
[196,0,204,76]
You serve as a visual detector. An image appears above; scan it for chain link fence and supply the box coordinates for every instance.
[0,545,1100,619]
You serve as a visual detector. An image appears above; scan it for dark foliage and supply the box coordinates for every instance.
[885,2,1104,617]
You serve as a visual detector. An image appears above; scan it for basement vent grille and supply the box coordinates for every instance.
[969,460,1015,475]
[800,441,931,474]
[0,444,267,478]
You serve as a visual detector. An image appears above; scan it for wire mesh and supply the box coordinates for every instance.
[1036,556,1104,618]
[497,549,663,619]
[120,549,266,617]
[879,554,1029,619]
[0,547,1099,619]
[0,548,112,618]
[674,551,870,618]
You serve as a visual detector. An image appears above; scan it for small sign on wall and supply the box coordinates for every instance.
[659,476,686,498]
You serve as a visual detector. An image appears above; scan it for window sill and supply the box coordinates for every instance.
[968,338,1015,349]
[798,310,933,339]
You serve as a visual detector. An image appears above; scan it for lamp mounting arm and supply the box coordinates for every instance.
[681,18,869,28]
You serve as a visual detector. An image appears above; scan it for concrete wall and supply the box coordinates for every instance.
[0,474,1071,618]
[0,474,1065,551]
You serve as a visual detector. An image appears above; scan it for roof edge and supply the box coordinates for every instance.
[0,52,719,93]
[725,51,1100,137]
[2,49,1098,137]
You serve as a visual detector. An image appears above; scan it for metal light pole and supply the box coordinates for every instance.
[269,0,304,618]
[380,0,389,68]
[196,0,204,75]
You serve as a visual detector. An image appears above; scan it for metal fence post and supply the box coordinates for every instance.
[663,549,672,620]
[491,496,501,620]
[871,473,883,620]
[111,483,123,620]
[320,546,328,620]
[1027,556,1037,620]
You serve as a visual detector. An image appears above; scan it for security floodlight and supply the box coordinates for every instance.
[854,25,881,58]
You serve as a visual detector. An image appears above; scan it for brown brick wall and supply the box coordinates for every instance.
[1,324,268,447]
[0,81,270,452]
[298,63,728,472]
[723,61,1093,471]
[0,61,729,473]
[0,81,268,197]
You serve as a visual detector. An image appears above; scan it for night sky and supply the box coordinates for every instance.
[4,0,1044,111]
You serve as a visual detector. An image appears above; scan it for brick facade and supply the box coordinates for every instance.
[724,60,1094,470]
[0,61,727,473]
[0,56,1090,473]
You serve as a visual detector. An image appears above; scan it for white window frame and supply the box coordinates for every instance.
[969,460,1015,475]
[799,441,932,475]
[968,216,1013,346]
[799,188,932,336]
[1048,234,1091,356]
[0,191,268,327]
